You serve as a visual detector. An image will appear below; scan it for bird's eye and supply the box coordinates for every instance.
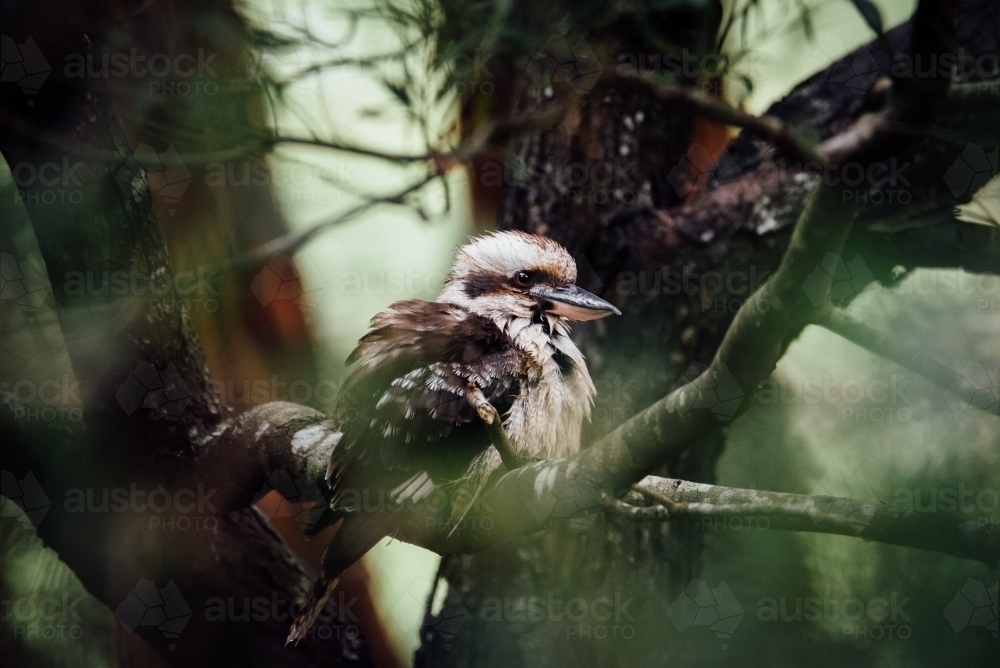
[512,271,532,288]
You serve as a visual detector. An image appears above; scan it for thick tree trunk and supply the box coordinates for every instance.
[0,3,372,666]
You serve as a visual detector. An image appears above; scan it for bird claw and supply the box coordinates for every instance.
[466,383,522,468]
[466,384,496,424]
[476,402,498,425]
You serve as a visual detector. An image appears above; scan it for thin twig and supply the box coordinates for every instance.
[610,76,826,165]
[218,173,437,273]
[813,306,991,414]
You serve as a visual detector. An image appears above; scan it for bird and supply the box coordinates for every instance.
[287,230,620,643]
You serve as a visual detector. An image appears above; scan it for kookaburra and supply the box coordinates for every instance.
[288,231,619,643]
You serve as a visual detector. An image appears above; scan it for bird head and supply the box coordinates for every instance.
[438,231,620,327]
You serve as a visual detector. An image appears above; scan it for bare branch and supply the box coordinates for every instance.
[611,76,826,165]
[812,306,990,412]
[218,173,438,273]
[634,477,997,566]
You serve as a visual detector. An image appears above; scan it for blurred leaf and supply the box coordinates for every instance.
[383,80,411,105]
[800,5,815,40]
[737,73,754,95]
[847,0,885,36]
[245,27,301,52]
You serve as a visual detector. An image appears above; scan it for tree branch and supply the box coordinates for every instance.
[193,402,997,567]
[812,306,988,409]
[630,477,998,566]
[610,76,826,165]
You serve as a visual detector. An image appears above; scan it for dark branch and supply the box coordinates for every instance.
[611,76,826,165]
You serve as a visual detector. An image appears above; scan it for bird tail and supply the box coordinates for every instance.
[286,575,340,645]
[286,514,389,645]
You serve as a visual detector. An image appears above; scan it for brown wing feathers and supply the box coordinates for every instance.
[327,300,521,509]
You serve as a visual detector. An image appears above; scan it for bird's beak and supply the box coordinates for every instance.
[530,284,622,321]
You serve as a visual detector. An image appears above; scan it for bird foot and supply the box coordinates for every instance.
[466,384,524,468]
[466,385,498,425]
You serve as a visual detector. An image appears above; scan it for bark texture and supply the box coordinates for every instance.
[0,3,372,666]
